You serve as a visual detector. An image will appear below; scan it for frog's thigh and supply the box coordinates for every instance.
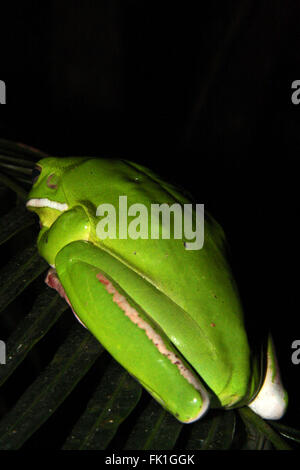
[248,335,288,420]
[55,240,210,423]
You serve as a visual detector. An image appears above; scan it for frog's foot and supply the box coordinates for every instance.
[248,335,288,420]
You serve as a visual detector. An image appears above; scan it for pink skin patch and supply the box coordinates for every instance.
[96,272,205,394]
[45,268,87,328]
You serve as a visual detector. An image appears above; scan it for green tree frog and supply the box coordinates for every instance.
[26,157,288,423]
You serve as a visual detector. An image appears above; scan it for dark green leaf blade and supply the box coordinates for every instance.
[124,398,183,450]
[63,359,142,450]
[0,162,33,175]
[0,206,35,246]
[0,169,32,187]
[0,154,35,168]
[0,323,103,449]
[238,407,292,450]
[268,422,300,445]
[0,139,47,160]
[0,243,48,315]
[185,410,236,450]
[237,411,273,450]
[0,289,68,387]
[0,172,28,201]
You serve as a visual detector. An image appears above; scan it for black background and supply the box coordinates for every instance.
[0,0,299,443]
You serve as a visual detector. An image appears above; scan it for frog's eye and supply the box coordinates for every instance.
[32,165,42,184]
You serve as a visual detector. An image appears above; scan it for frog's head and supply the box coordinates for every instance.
[26,157,88,228]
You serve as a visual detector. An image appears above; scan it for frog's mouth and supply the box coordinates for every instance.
[26,198,69,211]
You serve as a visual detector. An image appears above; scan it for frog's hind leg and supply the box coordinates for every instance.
[51,240,210,423]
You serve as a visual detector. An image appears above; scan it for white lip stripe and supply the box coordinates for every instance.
[26,198,68,212]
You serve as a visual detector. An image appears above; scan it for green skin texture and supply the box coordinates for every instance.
[27,157,262,423]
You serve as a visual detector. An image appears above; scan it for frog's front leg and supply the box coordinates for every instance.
[37,205,92,328]
[49,240,210,423]
[37,205,91,267]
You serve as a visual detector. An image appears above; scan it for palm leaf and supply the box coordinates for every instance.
[0,142,298,450]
